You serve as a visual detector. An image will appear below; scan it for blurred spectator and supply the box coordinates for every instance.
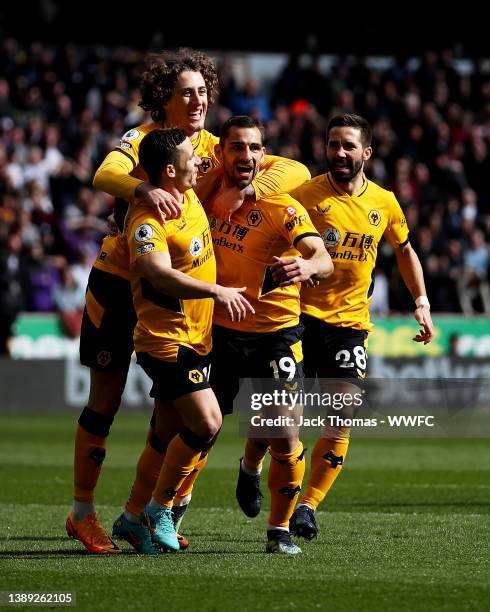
[231,78,272,122]
[20,242,61,312]
[369,269,390,315]
[458,230,490,314]
[0,232,23,354]
[53,262,86,337]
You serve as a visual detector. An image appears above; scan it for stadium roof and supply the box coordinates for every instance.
[1,3,487,56]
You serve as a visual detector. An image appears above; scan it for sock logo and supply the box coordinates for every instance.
[89,447,106,467]
[296,447,307,462]
[279,485,301,500]
[323,450,343,468]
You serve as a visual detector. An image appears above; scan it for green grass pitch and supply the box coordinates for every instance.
[0,413,489,612]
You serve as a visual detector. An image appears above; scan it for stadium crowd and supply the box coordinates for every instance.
[1,40,490,352]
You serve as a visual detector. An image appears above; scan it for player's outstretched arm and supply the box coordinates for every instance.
[270,236,333,287]
[395,243,434,345]
[93,150,143,201]
[253,156,311,201]
[135,251,254,322]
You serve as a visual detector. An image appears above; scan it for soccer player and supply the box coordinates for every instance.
[209,116,333,554]
[115,127,253,553]
[67,49,310,553]
[238,113,434,540]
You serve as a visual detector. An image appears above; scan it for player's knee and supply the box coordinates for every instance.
[181,415,221,449]
[270,436,300,455]
[196,413,222,441]
[149,429,167,454]
[78,406,114,437]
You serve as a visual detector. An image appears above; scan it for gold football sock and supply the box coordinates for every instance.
[175,452,209,499]
[243,438,269,473]
[300,436,350,511]
[74,425,107,503]
[152,432,203,507]
[268,442,306,528]
[126,430,165,516]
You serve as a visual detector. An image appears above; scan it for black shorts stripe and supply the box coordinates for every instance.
[88,267,132,309]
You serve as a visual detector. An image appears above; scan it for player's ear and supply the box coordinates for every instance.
[215,144,222,161]
[363,146,372,162]
[165,163,176,178]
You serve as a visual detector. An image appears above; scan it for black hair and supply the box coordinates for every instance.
[219,115,265,144]
[139,127,187,185]
[327,113,372,147]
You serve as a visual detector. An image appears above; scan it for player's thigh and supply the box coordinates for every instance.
[302,316,368,381]
[172,388,222,437]
[137,346,212,403]
[255,324,305,380]
[318,325,368,424]
[324,328,368,381]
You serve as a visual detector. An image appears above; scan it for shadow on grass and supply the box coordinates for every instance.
[332,501,490,509]
[0,549,94,558]
[0,549,263,558]
[0,536,68,542]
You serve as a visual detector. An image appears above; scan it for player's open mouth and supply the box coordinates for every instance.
[188,111,203,120]
[236,164,253,177]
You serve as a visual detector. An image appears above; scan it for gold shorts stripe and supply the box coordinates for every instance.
[290,340,303,364]
[85,288,105,329]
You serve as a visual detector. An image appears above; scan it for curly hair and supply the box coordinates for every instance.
[139,48,219,122]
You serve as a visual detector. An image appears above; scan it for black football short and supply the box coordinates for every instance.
[79,267,136,373]
[137,347,211,402]
[210,323,304,415]
[301,313,368,380]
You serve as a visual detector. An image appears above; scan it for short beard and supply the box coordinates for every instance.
[327,158,363,183]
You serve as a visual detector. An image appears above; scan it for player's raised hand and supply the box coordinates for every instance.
[136,181,182,223]
[270,255,315,286]
[212,186,246,222]
[214,286,255,322]
[413,305,434,345]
